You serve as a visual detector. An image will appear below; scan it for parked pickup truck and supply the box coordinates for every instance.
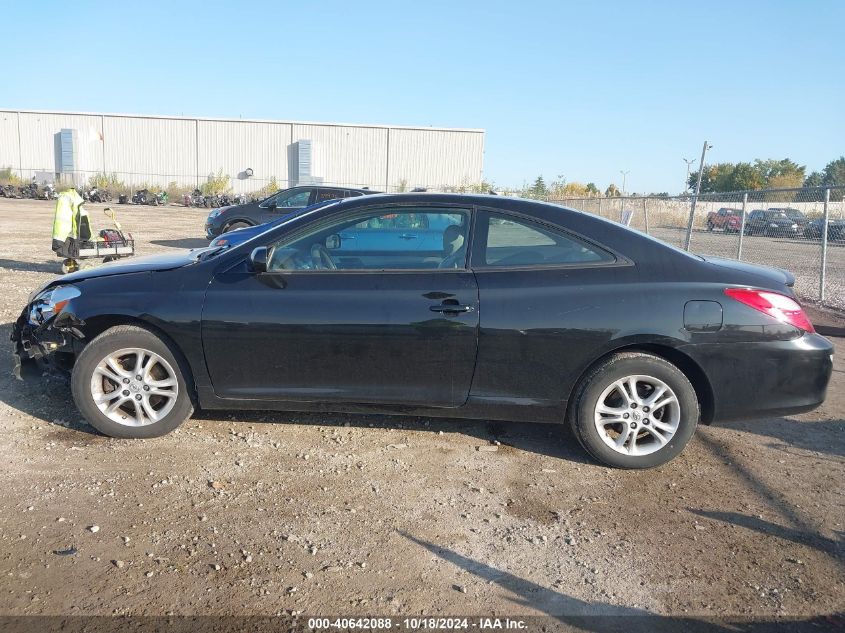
[706,207,743,232]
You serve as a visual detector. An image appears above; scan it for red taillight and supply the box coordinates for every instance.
[724,288,815,333]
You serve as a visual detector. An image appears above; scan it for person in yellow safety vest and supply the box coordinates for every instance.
[52,188,92,258]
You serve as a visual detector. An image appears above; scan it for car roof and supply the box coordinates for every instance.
[307,185,379,194]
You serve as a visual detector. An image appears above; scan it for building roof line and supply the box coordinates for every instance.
[1,109,485,134]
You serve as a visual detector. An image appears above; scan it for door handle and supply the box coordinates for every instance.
[399,234,418,240]
[430,303,473,314]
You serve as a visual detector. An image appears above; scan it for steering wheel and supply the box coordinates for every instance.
[438,248,466,269]
[310,243,337,270]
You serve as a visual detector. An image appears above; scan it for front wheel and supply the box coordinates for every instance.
[569,352,699,468]
[71,325,194,438]
[224,221,250,232]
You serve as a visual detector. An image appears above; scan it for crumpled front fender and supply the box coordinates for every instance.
[10,308,86,380]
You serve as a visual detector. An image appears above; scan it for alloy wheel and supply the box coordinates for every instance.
[593,374,681,456]
[90,347,179,426]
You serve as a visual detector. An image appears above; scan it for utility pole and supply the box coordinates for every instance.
[620,170,629,196]
[683,158,696,193]
[683,142,712,250]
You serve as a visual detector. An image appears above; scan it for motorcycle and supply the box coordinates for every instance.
[84,188,112,203]
[19,182,39,198]
[150,191,168,206]
[131,188,152,205]
[190,189,206,207]
[42,183,58,200]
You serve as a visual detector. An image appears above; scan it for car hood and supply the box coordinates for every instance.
[702,256,795,288]
[60,249,210,283]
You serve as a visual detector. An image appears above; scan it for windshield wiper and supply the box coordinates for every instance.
[196,246,226,261]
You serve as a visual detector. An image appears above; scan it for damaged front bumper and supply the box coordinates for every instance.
[11,308,85,380]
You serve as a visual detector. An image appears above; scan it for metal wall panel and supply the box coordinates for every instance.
[387,129,485,190]
[17,111,104,182]
[291,124,388,190]
[0,111,20,174]
[103,116,196,188]
[0,110,485,193]
[196,120,292,193]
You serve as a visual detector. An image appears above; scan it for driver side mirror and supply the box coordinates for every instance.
[325,234,341,250]
[248,246,268,273]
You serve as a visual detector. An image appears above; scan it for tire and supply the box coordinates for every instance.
[224,221,250,232]
[569,352,700,469]
[706,221,714,232]
[71,325,194,439]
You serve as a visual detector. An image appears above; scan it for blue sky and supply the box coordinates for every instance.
[3,0,843,192]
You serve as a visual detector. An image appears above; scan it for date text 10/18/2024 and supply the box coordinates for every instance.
[307,617,528,630]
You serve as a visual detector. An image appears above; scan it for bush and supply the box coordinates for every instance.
[200,170,231,196]
[165,181,194,202]
[0,166,23,187]
[134,181,163,194]
[252,176,280,199]
[87,172,126,192]
[439,180,496,194]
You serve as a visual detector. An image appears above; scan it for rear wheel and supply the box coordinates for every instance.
[71,325,193,438]
[569,352,699,469]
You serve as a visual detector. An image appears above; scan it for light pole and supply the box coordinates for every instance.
[683,158,696,193]
[620,170,629,197]
[683,141,713,251]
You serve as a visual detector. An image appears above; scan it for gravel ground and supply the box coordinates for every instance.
[0,198,842,623]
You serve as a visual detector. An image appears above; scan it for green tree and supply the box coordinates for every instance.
[526,176,548,199]
[822,156,845,186]
[726,162,766,190]
[821,156,845,200]
[605,183,621,197]
[585,182,600,196]
[754,158,806,187]
[689,159,802,192]
[803,171,824,188]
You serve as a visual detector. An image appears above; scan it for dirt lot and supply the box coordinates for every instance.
[0,199,843,624]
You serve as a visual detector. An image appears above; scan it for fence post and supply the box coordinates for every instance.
[820,188,830,303]
[643,198,649,234]
[736,192,748,260]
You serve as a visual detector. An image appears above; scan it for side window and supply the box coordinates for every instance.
[480,213,615,268]
[275,189,312,208]
[267,207,469,271]
[316,188,345,203]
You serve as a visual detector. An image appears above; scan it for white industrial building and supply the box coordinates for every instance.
[0,109,485,193]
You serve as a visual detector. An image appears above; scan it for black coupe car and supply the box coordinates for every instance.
[204,185,376,238]
[13,194,832,468]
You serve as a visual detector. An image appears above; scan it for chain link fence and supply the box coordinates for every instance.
[3,167,843,310]
[548,186,845,311]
